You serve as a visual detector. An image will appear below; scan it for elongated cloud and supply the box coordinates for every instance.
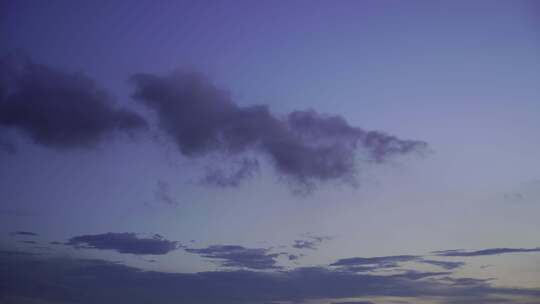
[130,71,427,189]
[418,259,465,270]
[10,231,38,237]
[331,255,420,268]
[185,245,281,270]
[434,247,540,257]
[66,232,179,255]
[0,58,146,149]
[1,254,539,304]
[331,255,464,271]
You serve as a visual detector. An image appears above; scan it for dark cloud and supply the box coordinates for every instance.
[0,58,146,149]
[130,70,427,190]
[288,254,300,261]
[1,254,539,304]
[10,231,38,237]
[292,235,332,250]
[66,232,179,255]
[331,255,420,268]
[331,255,465,272]
[337,265,380,273]
[434,247,540,257]
[49,241,63,245]
[389,270,452,280]
[185,245,281,270]
[418,259,465,270]
[293,240,319,250]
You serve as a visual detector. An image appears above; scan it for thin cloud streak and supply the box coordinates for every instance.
[434,247,540,257]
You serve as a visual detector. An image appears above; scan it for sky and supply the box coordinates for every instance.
[0,1,539,303]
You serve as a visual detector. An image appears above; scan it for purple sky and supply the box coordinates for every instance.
[1,1,539,303]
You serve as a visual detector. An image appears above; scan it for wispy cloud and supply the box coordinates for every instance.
[434,247,540,257]
[331,255,465,272]
[417,259,465,270]
[331,255,420,268]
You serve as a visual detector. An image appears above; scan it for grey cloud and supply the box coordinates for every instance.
[332,255,466,272]
[418,259,465,270]
[293,240,319,250]
[130,70,427,190]
[1,254,539,304]
[337,265,380,273]
[288,254,300,261]
[331,255,420,268]
[389,270,452,280]
[293,235,332,250]
[10,231,38,237]
[0,58,146,150]
[185,245,281,270]
[434,247,540,257]
[66,232,179,255]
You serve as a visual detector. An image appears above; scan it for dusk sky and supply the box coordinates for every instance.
[1,1,540,303]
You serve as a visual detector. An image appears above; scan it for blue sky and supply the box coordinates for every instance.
[0,1,539,303]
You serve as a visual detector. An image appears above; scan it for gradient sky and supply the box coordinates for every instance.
[1,1,539,304]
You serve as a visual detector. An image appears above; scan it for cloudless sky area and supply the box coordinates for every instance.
[1,1,539,303]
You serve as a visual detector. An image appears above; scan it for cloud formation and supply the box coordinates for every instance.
[185,245,281,270]
[434,247,540,257]
[418,259,465,270]
[331,255,420,268]
[10,231,38,237]
[1,253,538,304]
[0,58,146,149]
[331,255,465,272]
[66,232,179,255]
[130,70,427,190]
[293,235,332,250]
